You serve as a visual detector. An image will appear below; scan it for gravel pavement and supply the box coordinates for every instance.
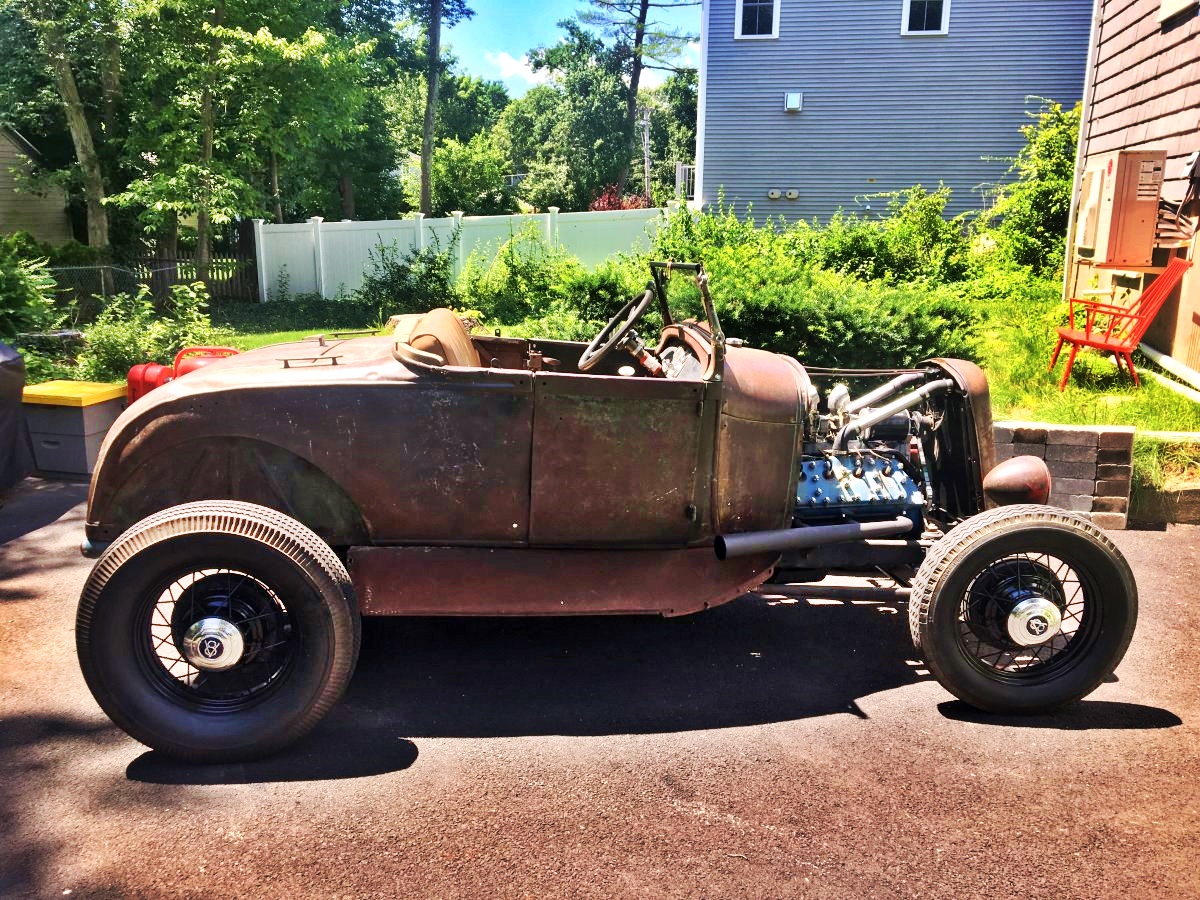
[1,477,1198,898]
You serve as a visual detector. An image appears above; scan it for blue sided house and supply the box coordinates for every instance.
[696,0,1093,220]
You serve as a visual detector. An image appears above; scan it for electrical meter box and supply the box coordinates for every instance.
[1075,149,1167,267]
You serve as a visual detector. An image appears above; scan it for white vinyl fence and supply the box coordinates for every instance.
[253,205,674,301]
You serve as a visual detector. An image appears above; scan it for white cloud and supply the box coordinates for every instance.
[483,51,550,87]
[638,67,666,90]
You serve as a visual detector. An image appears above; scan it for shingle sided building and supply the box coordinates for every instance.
[696,0,1094,220]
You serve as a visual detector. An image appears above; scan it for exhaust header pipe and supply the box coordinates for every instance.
[715,515,914,560]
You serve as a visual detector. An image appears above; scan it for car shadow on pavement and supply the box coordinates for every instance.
[125,721,420,785]
[937,699,1182,729]
[0,714,123,897]
[325,593,927,739]
[0,478,87,545]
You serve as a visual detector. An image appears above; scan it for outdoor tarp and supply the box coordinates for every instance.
[0,342,32,491]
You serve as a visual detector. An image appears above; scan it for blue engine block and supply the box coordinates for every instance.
[795,453,926,522]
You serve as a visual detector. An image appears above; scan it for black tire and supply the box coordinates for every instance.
[909,504,1136,713]
[77,501,360,762]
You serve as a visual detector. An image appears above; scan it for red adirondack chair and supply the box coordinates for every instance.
[1049,256,1193,391]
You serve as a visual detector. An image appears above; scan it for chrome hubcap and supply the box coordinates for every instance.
[182,617,245,671]
[1006,597,1063,647]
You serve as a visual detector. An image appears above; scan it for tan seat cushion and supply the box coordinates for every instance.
[408,308,481,367]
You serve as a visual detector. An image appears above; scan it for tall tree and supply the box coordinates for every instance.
[402,0,473,215]
[504,24,630,210]
[7,0,127,252]
[578,0,698,192]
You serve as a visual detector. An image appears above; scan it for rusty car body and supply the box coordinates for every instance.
[77,263,1138,762]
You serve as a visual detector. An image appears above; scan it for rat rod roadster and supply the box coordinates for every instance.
[78,262,1137,761]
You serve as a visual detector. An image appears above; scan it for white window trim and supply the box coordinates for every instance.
[734,0,780,40]
[900,0,950,35]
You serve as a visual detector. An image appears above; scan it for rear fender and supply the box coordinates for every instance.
[89,436,369,548]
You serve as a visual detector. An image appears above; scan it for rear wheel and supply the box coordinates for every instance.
[909,505,1136,713]
[77,501,360,762]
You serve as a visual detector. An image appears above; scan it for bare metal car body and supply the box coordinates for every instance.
[77,263,1137,762]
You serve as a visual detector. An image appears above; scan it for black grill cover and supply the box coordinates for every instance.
[0,342,32,490]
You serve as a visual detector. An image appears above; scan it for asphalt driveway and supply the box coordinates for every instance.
[1,477,1197,898]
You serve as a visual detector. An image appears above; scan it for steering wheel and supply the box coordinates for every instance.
[577,288,654,372]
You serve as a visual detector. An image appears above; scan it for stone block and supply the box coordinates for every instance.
[1046,459,1097,480]
[1045,444,1098,463]
[1092,495,1129,513]
[1046,429,1098,447]
[1012,427,1047,444]
[993,425,1015,444]
[1052,476,1096,495]
[994,442,1016,462]
[1096,479,1131,498]
[1097,448,1132,465]
[1049,493,1093,512]
[1096,464,1132,481]
[1012,442,1045,458]
[1098,430,1135,452]
[1089,511,1128,531]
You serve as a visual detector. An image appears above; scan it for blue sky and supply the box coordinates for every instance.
[443,0,702,97]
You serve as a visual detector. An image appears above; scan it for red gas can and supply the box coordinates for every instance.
[173,346,239,378]
[126,346,238,403]
[126,362,174,403]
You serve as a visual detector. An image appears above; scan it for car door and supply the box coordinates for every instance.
[528,371,705,547]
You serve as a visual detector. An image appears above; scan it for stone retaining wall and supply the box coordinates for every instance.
[994,422,1136,530]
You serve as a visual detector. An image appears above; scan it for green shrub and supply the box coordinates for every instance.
[652,186,969,286]
[710,269,977,368]
[75,283,226,382]
[979,100,1080,275]
[500,302,599,342]
[0,244,58,338]
[356,236,459,320]
[457,223,589,323]
[19,345,76,384]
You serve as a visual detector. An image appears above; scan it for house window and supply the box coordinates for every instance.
[735,0,780,39]
[901,0,950,34]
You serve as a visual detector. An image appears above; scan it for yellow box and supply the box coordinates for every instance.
[22,380,126,407]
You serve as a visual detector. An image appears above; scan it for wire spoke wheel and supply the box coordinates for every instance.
[137,568,299,711]
[909,505,1136,714]
[956,552,1095,680]
[78,501,359,762]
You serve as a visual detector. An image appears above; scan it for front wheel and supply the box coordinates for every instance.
[909,505,1136,713]
[77,501,360,762]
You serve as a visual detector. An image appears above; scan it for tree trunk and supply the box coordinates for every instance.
[420,0,442,216]
[99,33,122,136]
[152,212,179,297]
[196,3,224,283]
[42,23,109,254]
[616,0,650,195]
[269,151,283,223]
[339,172,356,220]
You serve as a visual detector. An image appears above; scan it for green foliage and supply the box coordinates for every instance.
[804,186,970,283]
[0,242,58,338]
[712,270,976,369]
[19,346,76,384]
[980,100,1081,275]
[456,223,591,322]
[497,23,631,211]
[355,236,459,318]
[407,131,517,216]
[640,68,698,200]
[75,283,225,382]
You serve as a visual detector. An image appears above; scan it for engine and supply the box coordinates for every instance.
[793,372,954,531]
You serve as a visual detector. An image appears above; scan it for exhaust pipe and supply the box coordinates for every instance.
[833,378,955,450]
[715,515,914,560]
